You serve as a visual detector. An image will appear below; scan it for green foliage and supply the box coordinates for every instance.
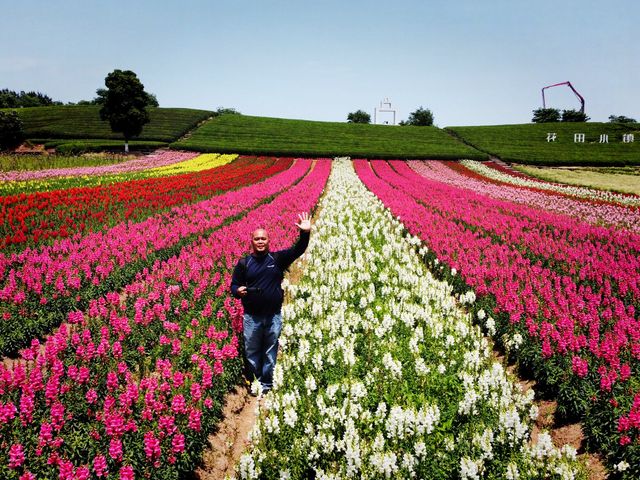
[52,140,166,155]
[99,69,152,145]
[532,107,561,123]
[0,88,60,108]
[405,106,434,126]
[346,109,371,124]
[4,105,212,142]
[0,110,25,149]
[0,153,129,171]
[609,114,637,124]
[446,122,640,165]
[215,107,240,115]
[173,114,486,159]
[561,109,590,122]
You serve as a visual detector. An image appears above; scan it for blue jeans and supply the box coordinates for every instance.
[243,312,282,393]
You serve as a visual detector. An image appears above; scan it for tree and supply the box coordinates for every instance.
[347,110,371,124]
[215,107,241,115]
[608,114,637,124]
[405,107,434,126]
[0,89,60,108]
[0,111,25,150]
[98,70,152,152]
[531,107,560,123]
[561,109,590,122]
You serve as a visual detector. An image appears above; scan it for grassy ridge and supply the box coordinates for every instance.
[172,114,487,159]
[447,122,640,165]
[7,105,213,142]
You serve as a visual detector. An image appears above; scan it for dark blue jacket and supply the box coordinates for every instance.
[230,231,309,315]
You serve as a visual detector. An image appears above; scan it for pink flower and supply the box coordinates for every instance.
[119,465,135,480]
[143,430,161,459]
[86,389,98,404]
[9,443,25,468]
[171,394,187,414]
[93,454,108,477]
[109,438,123,461]
[75,466,91,480]
[172,433,185,454]
[19,472,36,480]
[571,356,589,378]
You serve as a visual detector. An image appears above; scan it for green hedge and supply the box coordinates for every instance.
[3,105,213,142]
[446,123,640,166]
[172,114,487,160]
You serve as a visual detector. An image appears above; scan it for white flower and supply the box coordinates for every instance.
[615,461,630,472]
[460,457,481,480]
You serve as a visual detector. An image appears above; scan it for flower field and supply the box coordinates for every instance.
[355,159,640,477]
[1,149,639,479]
[0,155,331,479]
[240,159,582,479]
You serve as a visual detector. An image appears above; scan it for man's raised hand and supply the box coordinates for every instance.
[295,212,311,232]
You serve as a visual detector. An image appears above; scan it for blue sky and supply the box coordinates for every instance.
[2,0,638,126]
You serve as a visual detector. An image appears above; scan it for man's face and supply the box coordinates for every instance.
[251,229,269,254]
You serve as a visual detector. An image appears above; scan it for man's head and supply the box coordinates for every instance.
[251,228,269,254]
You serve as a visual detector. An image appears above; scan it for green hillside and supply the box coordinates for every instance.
[172,114,487,160]
[446,122,640,165]
[8,105,213,142]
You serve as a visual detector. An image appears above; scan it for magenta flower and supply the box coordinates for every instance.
[119,465,135,480]
[93,454,108,477]
[9,443,25,468]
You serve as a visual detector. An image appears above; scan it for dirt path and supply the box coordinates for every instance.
[194,386,258,480]
[507,362,608,480]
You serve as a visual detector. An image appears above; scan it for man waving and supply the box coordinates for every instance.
[231,212,312,395]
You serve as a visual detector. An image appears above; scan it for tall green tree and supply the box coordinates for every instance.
[99,70,152,152]
[347,110,371,124]
[561,109,590,122]
[608,114,636,124]
[0,111,25,150]
[405,107,434,126]
[531,107,560,123]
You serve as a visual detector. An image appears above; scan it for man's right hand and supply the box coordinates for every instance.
[237,286,248,297]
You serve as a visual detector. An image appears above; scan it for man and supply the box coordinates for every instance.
[230,212,311,395]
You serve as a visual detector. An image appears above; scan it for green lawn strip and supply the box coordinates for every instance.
[173,114,487,159]
[0,153,133,171]
[3,105,213,142]
[446,123,640,165]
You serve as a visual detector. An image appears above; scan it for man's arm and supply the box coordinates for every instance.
[277,213,312,270]
[230,260,248,298]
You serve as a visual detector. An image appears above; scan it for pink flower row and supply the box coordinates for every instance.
[0,150,199,182]
[0,159,331,478]
[411,160,640,232]
[406,161,640,301]
[355,159,639,394]
[0,159,310,314]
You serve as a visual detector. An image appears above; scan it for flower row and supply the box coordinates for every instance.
[356,159,640,477]
[0,159,331,479]
[406,160,640,298]
[461,160,640,208]
[412,160,640,232]
[1,154,269,251]
[238,158,582,480]
[0,157,300,355]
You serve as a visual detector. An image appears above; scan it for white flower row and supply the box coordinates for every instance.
[237,159,583,479]
[461,159,640,207]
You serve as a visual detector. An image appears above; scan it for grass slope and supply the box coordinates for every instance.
[8,105,213,142]
[173,114,487,159]
[446,122,640,166]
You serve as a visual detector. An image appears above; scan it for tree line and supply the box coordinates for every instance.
[347,107,435,126]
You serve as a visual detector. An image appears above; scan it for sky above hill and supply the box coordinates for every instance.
[2,0,638,126]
